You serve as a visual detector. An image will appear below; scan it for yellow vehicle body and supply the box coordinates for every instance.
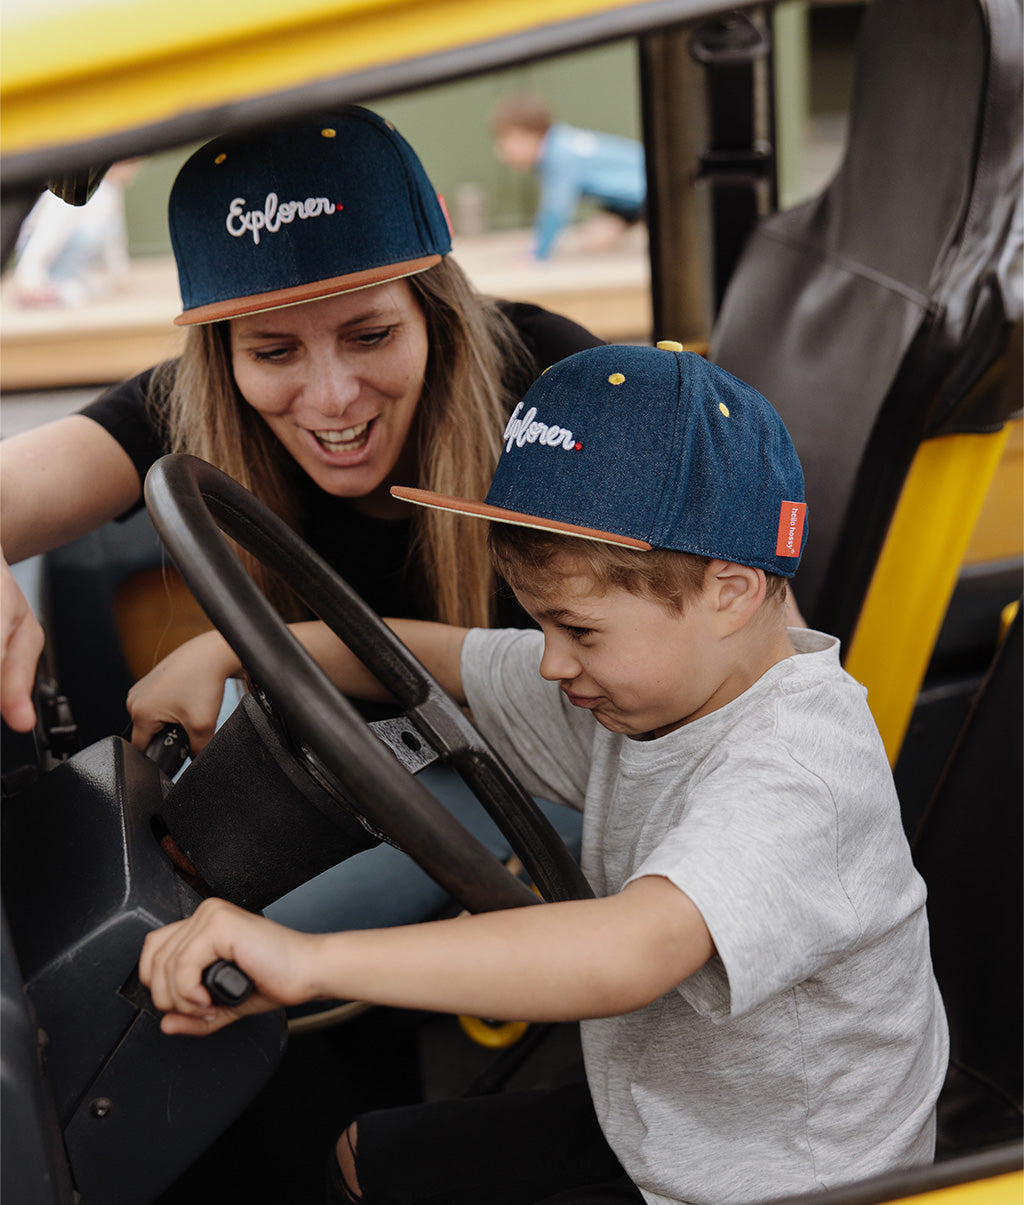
[1,0,1019,1202]
[2,0,712,168]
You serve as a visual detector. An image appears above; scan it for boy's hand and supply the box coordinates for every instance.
[139,897,323,1036]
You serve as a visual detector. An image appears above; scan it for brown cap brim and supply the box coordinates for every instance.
[174,255,442,325]
[390,486,652,550]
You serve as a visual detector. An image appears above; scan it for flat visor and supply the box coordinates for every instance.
[175,255,442,325]
[390,485,652,550]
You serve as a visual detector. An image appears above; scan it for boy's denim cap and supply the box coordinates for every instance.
[393,343,808,577]
[169,105,452,325]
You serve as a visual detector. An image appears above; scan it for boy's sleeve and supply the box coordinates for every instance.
[460,628,591,809]
[626,743,926,1019]
[533,131,584,260]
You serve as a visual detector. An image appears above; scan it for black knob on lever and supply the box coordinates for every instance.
[145,723,191,777]
[202,959,255,1008]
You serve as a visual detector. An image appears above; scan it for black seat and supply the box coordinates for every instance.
[709,0,1022,647]
[912,605,1022,1157]
[37,508,172,748]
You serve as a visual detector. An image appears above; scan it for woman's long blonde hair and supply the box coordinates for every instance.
[150,258,529,628]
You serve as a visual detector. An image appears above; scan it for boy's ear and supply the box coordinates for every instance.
[704,560,766,633]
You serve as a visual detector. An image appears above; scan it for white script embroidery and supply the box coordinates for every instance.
[226,193,336,245]
[504,403,577,454]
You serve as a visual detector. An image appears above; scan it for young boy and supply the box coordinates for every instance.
[491,92,646,261]
[140,344,948,1205]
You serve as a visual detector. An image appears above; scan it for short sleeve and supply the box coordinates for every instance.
[628,749,869,1018]
[460,628,592,809]
[79,367,169,493]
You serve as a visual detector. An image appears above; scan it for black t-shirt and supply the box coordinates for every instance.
[81,300,603,624]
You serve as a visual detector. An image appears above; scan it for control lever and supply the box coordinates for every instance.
[202,959,255,1007]
[145,722,191,777]
[119,959,255,1016]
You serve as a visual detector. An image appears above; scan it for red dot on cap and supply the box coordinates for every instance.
[575,442,583,451]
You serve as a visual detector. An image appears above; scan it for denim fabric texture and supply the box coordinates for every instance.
[169,105,452,323]
[396,345,807,576]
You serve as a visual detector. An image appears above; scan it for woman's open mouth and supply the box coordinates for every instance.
[312,420,372,455]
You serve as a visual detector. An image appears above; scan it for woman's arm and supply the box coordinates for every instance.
[0,414,142,563]
[127,617,470,753]
[141,874,714,1036]
[0,415,142,728]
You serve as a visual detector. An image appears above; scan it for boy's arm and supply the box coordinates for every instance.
[141,876,714,1036]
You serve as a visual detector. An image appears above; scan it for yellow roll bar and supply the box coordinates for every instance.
[844,425,1013,765]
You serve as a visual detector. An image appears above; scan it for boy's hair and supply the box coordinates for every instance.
[490,524,787,614]
[491,93,553,138]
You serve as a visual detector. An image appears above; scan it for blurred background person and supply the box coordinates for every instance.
[10,159,140,307]
[491,92,645,261]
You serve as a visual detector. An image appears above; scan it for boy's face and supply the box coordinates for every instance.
[514,562,737,740]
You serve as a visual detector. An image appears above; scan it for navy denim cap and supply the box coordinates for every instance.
[169,105,452,325]
[393,344,808,576]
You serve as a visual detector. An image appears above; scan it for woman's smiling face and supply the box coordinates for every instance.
[229,280,429,518]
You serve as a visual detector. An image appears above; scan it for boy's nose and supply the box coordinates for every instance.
[538,639,579,683]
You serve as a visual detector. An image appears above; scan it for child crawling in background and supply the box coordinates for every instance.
[141,344,948,1205]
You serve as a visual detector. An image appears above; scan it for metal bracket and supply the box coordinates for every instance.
[368,717,441,775]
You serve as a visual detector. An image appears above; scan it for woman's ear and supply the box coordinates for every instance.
[703,560,766,633]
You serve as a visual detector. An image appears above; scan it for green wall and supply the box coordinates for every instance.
[124,39,642,257]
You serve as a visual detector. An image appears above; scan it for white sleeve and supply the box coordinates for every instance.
[460,628,593,810]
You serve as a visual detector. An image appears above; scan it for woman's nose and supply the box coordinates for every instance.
[306,355,360,417]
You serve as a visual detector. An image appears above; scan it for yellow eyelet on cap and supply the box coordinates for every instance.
[655,340,684,352]
[608,373,625,385]
[214,153,227,165]
[321,128,337,138]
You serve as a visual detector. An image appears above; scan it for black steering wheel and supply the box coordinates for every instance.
[143,454,593,915]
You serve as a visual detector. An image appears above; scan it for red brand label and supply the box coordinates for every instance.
[776,501,807,558]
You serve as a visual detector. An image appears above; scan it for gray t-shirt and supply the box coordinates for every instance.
[461,627,948,1205]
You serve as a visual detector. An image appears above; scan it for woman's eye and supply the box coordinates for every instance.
[250,346,292,363]
[355,326,394,347]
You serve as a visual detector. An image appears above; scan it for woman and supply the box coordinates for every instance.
[0,106,598,930]
[1,105,601,736]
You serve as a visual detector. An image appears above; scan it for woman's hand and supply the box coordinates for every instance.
[0,551,46,732]
[127,630,242,756]
[140,897,324,1036]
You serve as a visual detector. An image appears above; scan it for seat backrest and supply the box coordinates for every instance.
[710,0,1023,646]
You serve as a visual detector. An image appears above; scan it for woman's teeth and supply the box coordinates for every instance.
[314,421,370,452]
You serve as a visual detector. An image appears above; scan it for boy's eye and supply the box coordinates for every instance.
[564,625,594,642]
